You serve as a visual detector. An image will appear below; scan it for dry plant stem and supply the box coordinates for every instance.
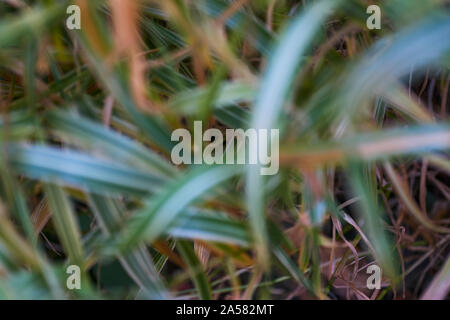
[381,191,406,298]
[0,203,41,269]
[383,162,450,234]
[441,75,450,118]
[216,0,251,26]
[420,256,450,300]
[328,225,336,279]
[426,173,450,201]
[417,69,429,101]
[331,216,359,281]
[145,47,192,70]
[266,0,277,31]
[225,259,242,299]
[415,245,448,297]
[242,268,263,299]
[426,155,450,174]
[403,235,450,279]
[110,0,155,112]
[194,241,210,267]
[342,214,376,254]
[102,95,114,127]
[31,199,51,234]
[419,160,428,215]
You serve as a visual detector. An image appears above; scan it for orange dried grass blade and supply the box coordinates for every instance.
[110,0,156,112]
[76,0,111,59]
[194,241,210,267]
[153,240,185,269]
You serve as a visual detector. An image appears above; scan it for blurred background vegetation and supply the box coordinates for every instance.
[0,0,449,299]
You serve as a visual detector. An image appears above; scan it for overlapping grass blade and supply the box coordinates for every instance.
[339,13,450,120]
[46,110,177,178]
[247,0,340,265]
[170,81,255,115]
[6,144,165,196]
[176,240,212,300]
[0,2,67,48]
[118,165,244,251]
[281,123,450,167]
[44,184,84,267]
[88,194,168,299]
[169,208,250,246]
[347,162,398,279]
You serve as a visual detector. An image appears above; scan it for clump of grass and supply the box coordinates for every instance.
[0,0,449,300]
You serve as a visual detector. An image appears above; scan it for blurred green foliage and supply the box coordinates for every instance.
[0,0,449,300]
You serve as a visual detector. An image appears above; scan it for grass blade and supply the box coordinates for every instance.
[247,0,340,265]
